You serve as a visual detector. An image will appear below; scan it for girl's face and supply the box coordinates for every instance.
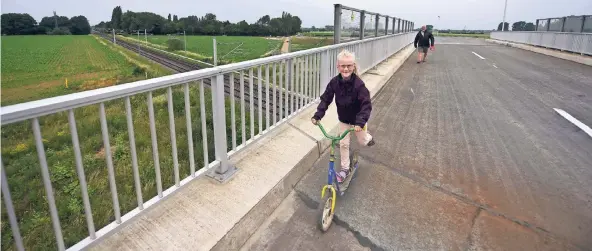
[337,56,355,78]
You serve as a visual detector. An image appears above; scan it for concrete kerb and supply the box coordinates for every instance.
[214,44,415,251]
[486,39,592,66]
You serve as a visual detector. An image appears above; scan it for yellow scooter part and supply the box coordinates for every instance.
[321,185,337,213]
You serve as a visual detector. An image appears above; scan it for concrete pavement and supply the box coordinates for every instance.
[243,37,592,250]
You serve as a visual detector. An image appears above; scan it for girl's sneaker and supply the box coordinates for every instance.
[336,169,351,183]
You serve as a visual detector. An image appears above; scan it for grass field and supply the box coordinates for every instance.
[1,36,171,105]
[124,35,283,63]
[290,37,333,52]
[434,33,490,38]
[0,36,260,250]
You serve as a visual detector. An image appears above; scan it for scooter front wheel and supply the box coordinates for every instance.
[318,197,334,232]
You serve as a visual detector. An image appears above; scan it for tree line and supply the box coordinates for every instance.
[95,6,303,36]
[497,21,536,31]
[1,13,91,35]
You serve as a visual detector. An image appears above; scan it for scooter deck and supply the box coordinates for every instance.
[339,152,359,192]
[339,167,357,192]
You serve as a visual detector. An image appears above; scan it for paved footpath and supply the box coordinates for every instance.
[241,37,592,251]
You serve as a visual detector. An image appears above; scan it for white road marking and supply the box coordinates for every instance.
[472,51,485,60]
[410,88,415,97]
[553,108,592,138]
[493,64,498,68]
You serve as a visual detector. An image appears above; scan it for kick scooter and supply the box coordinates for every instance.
[316,122,359,232]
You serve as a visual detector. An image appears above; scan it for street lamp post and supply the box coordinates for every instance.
[502,0,508,31]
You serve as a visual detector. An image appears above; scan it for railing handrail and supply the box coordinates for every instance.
[0,32,413,126]
[492,31,592,35]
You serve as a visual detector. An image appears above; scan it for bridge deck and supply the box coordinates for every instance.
[242,37,592,250]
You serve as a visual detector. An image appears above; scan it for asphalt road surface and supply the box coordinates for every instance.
[241,37,592,251]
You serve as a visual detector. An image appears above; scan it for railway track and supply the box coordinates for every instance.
[96,33,304,118]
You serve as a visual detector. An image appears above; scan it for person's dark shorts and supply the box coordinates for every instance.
[418,46,428,53]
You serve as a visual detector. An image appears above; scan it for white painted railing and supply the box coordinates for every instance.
[0,31,415,251]
[491,31,592,55]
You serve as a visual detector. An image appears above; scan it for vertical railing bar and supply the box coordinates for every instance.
[265,64,270,130]
[125,97,144,208]
[312,53,316,99]
[290,60,295,115]
[99,103,122,224]
[314,53,318,99]
[258,66,263,133]
[1,159,25,251]
[285,60,290,118]
[273,63,277,125]
[296,58,301,110]
[305,55,309,104]
[301,58,305,109]
[301,58,305,107]
[199,80,209,167]
[279,61,284,120]
[315,53,321,99]
[147,92,163,197]
[184,84,196,177]
[68,109,97,238]
[230,73,237,150]
[240,71,246,145]
[249,68,255,138]
[167,87,180,187]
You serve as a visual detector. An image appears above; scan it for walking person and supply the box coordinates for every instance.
[414,25,435,63]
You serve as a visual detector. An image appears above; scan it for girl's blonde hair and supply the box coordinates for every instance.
[337,49,358,75]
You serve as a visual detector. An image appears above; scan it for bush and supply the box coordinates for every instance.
[166,38,184,51]
[47,27,71,35]
[132,66,146,76]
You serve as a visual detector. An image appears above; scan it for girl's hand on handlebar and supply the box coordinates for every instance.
[354,125,362,132]
[311,118,318,125]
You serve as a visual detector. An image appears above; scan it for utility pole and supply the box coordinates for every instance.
[213,37,218,66]
[502,0,508,31]
[145,29,147,45]
[113,29,116,44]
[184,30,187,52]
[137,30,140,53]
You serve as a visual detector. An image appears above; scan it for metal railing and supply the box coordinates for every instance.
[491,31,592,55]
[1,30,415,250]
[333,4,413,44]
[536,15,592,32]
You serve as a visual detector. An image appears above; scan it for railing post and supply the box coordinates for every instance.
[385,16,389,35]
[207,74,237,182]
[374,14,379,37]
[547,18,551,31]
[535,19,539,31]
[397,19,401,33]
[334,4,342,44]
[392,18,396,34]
[360,11,365,40]
[562,17,566,32]
[581,16,586,33]
[213,37,218,66]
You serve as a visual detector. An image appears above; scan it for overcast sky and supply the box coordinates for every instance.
[2,0,590,30]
